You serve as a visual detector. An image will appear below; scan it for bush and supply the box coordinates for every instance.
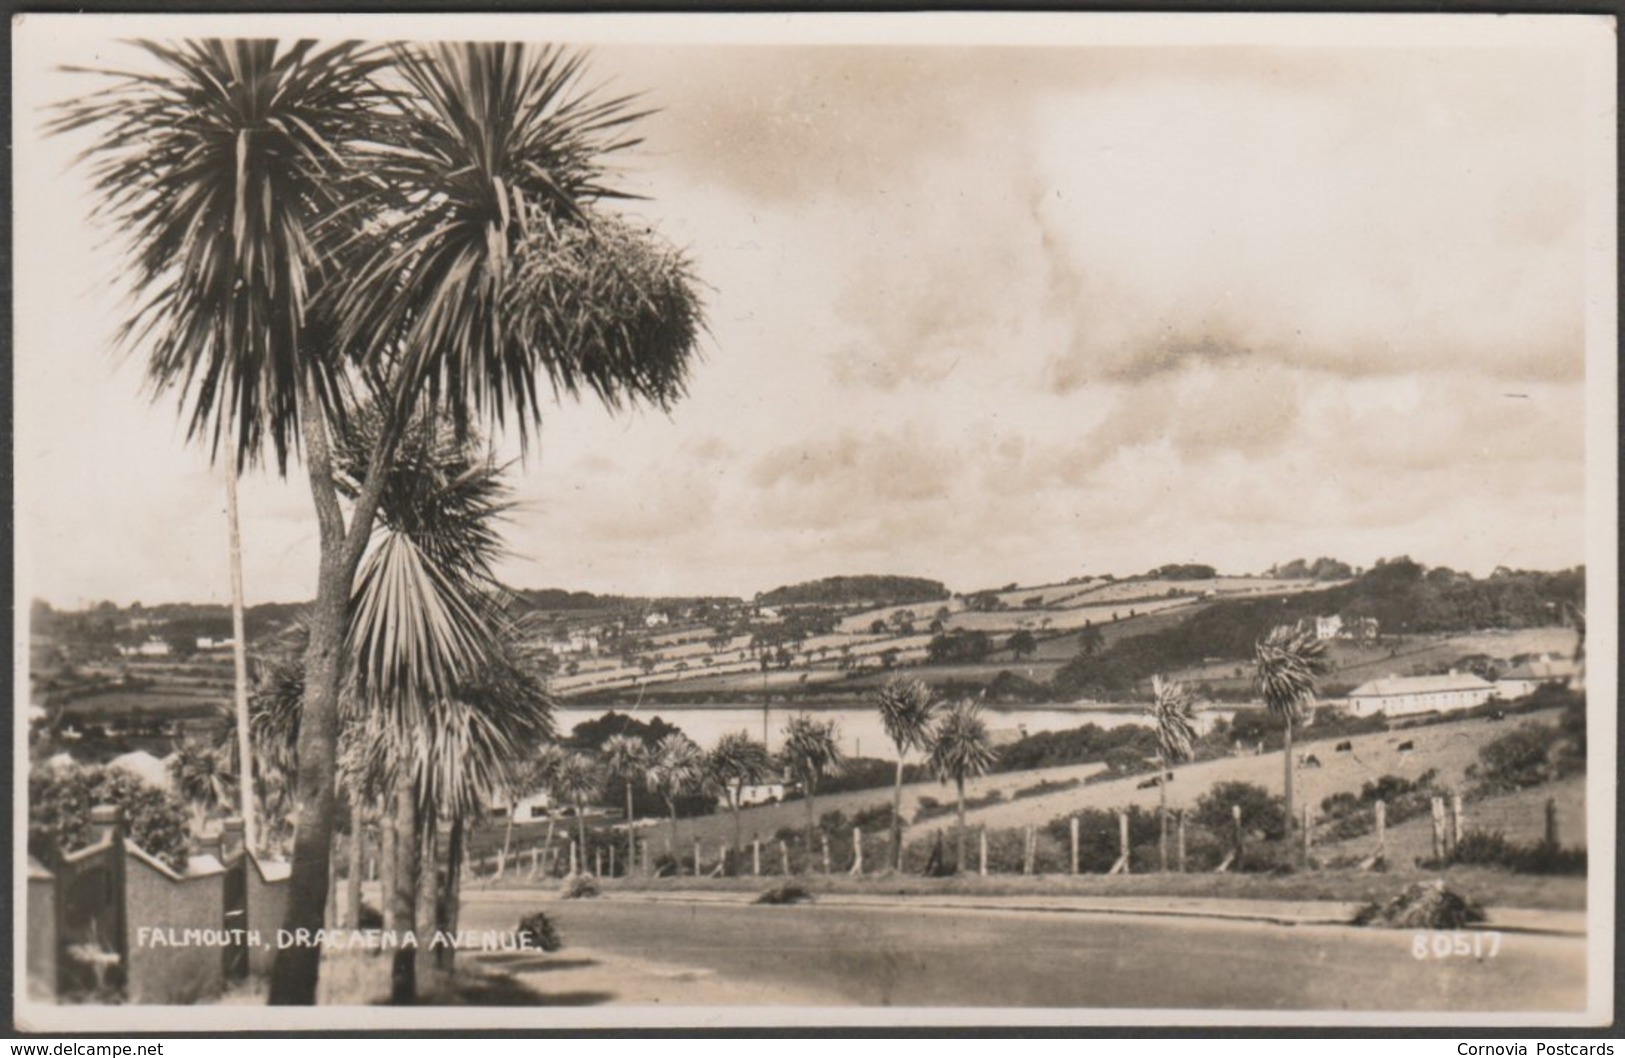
[849,803,897,833]
[1191,781,1287,842]
[560,874,600,899]
[1040,806,1161,873]
[1477,723,1563,791]
[1352,881,1486,929]
[357,901,385,930]
[754,882,813,905]
[1011,777,1080,801]
[517,911,563,952]
[1444,829,1587,875]
[29,763,191,872]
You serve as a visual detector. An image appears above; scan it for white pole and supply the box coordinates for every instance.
[226,459,257,854]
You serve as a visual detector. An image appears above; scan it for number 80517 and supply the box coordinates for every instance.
[1412,931,1502,959]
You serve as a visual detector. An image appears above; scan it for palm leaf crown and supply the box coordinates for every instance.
[927,700,998,785]
[707,732,775,791]
[876,677,938,756]
[333,42,704,446]
[1254,624,1328,723]
[780,715,844,787]
[1148,674,1198,765]
[50,40,391,472]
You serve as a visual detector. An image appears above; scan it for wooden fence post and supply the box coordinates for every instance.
[609,844,616,878]
[594,847,603,877]
[1430,796,1446,861]
[851,828,864,875]
[1109,811,1131,874]
[569,839,578,876]
[753,838,761,877]
[1450,791,1464,852]
[1176,811,1187,873]
[693,841,702,877]
[1023,825,1037,875]
[1070,816,1080,876]
[1302,803,1314,860]
[779,840,790,876]
[979,827,988,877]
[821,832,831,875]
[1545,796,1559,849]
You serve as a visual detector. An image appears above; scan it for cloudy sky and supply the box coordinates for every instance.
[13,14,1614,609]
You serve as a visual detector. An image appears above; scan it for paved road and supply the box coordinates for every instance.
[460,894,1586,1011]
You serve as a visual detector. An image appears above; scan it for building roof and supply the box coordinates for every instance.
[1349,672,1495,698]
[1500,658,1578,681]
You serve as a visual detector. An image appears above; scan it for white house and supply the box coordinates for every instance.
[720,782,787,809]
[1496,657,1578,700]
[1346,671,1497,717]
[1314,615,1344,640]
[117,637,172,658]
[643,612,670,628]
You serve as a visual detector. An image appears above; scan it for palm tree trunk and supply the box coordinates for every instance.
[414,814,438,984]
[1158,749,1169,873]
[389,781,418,1005]
[574,798,587,869]
[667,799,679,861]
[437,815,464,971]
[498,802,514,879]
[270,393,390,1006]
[730,787,743,854]
[955,776,967,873]
[345,800,364,929]
[378,795,395,926]
[626,782,637,876]
[804,782,816,851]
[1283,714,1296,851]
[892,757,905,871]
[541,814,557,877]
[226,457,258,855]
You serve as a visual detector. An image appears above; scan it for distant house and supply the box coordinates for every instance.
[643,612,670,628]
[496,789,555,822]
[721,782,787,809]
[1496,656,1578,700]
[195,636,235,652]
[109,749,175,791]
[118,637,172,658]
[1345,671,1496,717]
[1314,615,1344,640]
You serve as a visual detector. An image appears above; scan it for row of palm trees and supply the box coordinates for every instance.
[55,39,705,1005]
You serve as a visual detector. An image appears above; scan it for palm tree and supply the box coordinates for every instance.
[1254,624,1328,852]
[497,743,565,878]
[550,752,602,873]
[55,40,702,1005]
[602,734,650,871]
[706,732,775,854]
[648,734,704,856]
[926,700,998,873]
[167,738,235,836]
[876,677,938,871]
[781,715,844,851]
[1147,674,1198,871]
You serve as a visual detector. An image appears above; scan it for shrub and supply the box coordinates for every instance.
[755,882,813,905]
[849,803,896,833]
[1191,781,1287,842]
[358,901,385,930]
[1352,881,1486,929]
[1011,777,1081,801]
[560,874,600,899]
[1477,723,1563,791]
[516,911,563,952]
[1040,806,1161,873]
[1444,829,1587,875]
[29,763,191,872]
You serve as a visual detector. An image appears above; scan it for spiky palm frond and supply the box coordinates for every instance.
[780,715,844,789]
[1149,674,1198,765]
[648,734,704,803]
[707,732,774,797]
[330,42,702,445]
[344,421,511,727]
[548,750,602,809]
[49,40,389,472]
[602,734,651,787]
[926,700,998,787]
[1254,624,1329,723]
[504,742,568,807]
[168,738,235,813]
[876,676,938,757]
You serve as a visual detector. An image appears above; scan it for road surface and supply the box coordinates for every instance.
[459,894,1586,1011]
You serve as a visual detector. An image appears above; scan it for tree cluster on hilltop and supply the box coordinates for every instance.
[1052,559,1583,699]
[757,575,950,608]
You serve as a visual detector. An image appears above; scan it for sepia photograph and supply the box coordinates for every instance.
[10,10,1617,1032]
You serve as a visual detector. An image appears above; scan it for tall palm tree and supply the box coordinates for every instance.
[602,734,650,870]
[781,715,844,851]
[55,40,701,1005]
[926,700,998,873]
[550,751,602,873]
[497,743,565,878]
[876,677,938,871]
[707,731,774,854]
[1254,624,1328,851]
[648,734,704,856]
[1147,674,1198,871]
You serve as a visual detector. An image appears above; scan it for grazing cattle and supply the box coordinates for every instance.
[1334,741,1353,752]
[1488,710,1506,722]
[1299,754,1322,768]
[1136,776,1162,790]
[1396,740,1415,752]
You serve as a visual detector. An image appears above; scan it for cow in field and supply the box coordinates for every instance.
[1136,776,1162,790]
[1299,753,1322,768]
[1334,741,1353,752]
[1487,710,1506,722]
[1396,740,1415,752]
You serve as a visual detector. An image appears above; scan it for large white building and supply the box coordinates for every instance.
[1345,671,1497,717]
